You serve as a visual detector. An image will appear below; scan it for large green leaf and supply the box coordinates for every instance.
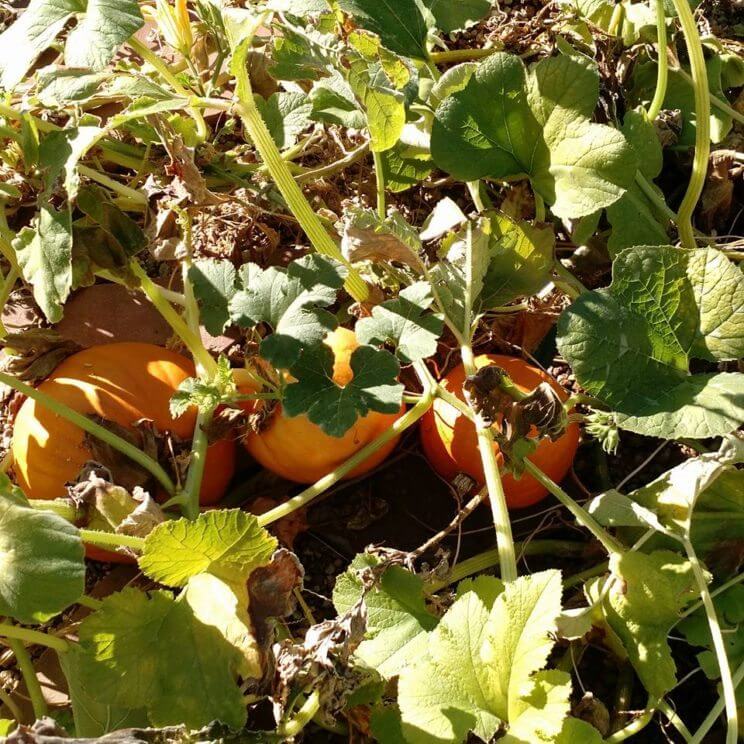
[139,510,277,589]
[337,0,432,59]
[430,212,554,336]
[431,52,636,218]
[229,254,345,369]
[600,550,697,699]
[607,110,668,255]
[631,50,744,146]
[189,259,237,336]
[255,91,313,150]
[283,344,404,437]
[398,571,572,744]
[60,648,148,738]
[557,245,744,439]
[424,0,492,33]
[13,205,73,323]
[333,554,438,679]
[356,282,443,364]
[77,588,247,729]
[0,0,79,90]
[0,0,143,90]
[0,490,85,624]
[64,0,143,71]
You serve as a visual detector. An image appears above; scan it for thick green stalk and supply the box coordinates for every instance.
[78,529,145,552]
[277,689,321,738]
[0,370,176,495]
[258,390,434,526]
[427,539,586,591]
[0,624,69,654]
[522,459,624,556]
[429,47,500,64]
[372,150,386,219]
[127,37,208,141]
[130,261,218,377]
[670,0,710,248]
[647,0,669,121]
[684,538,737,743]
[460,342,518,583]
[179,407,212,520]
[6,638,47,719]
[606,702,654,743]
[690,658,744,743]
[77,165,147,206]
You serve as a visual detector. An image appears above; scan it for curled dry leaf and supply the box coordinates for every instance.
[700,150,742,232]
[247,548,304,654]
[272,597,368,721]
[82,417,161,493]
[68,463,165,541]
[1,328,80,382]
[462,365,514,429]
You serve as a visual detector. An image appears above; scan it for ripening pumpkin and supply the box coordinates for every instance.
[242,327,404,483]
[11,342,235,506]
[420,354,579,508]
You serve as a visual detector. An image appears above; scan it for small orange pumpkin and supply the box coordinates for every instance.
[242,328,404,483]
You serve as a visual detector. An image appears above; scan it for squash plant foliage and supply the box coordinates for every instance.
[0,0,742,742]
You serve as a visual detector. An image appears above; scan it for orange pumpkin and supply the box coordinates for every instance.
[242,328,404,483]
[420,355,579,508]
[11,341,235,508]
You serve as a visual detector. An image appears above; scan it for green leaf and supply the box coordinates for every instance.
[679,584,744,702]
[379,143,433,192]
[632,51,742,146]
[270,25,334,81]
[189,259,238,336]
[333,554,438,679]
[0,494,85,624]
[480,213,555,308]
[38,125,105,200]
[398,570,570,744]
[64,0,143,71]
[557,244,744,439]
[424,0,492,33]
[337,0,432,59]
[77,588,247,729]
[60,648,148,738]
[139,509,277,589]
[0,0,143,90]
[607,109,668,255]
[184,573,263,680]
[356,282,443,363]
[309,70,367,129]
[284,344,404,437]
[0,721,15,737]
[347,56,407,153]
[431,52,636,218]
[255,91,313,150]
[13,205,73,323]
[229,254,345,369]
[170,355,238,417]
[0,0,79,90]
[601,550,697,699]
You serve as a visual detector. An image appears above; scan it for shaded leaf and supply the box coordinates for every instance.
[431,52,636,218]
[77,588,247,729]
[283,344,403,437]
[13,205,73,323]
[0,489,85,624]
[333,554,438,679]
[557,244,744,439]
[356,282,443,363]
